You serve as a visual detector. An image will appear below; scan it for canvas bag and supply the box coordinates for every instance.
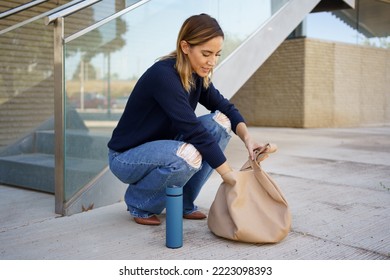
[207,144,291,243]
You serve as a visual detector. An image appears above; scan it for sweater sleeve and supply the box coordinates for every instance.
[199,82,246,134]
[151,66,227,169]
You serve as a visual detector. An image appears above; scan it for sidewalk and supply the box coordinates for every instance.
[0,126,389,260]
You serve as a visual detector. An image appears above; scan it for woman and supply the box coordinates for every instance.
[108,13,263,225]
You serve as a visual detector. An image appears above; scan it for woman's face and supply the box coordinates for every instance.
[181,36,223,77]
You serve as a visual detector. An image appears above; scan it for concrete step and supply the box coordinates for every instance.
[34,130,110,160]
[0,153,107,194]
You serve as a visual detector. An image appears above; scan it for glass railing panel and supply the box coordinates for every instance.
[64,17,124,200]
[70,0,291,82]
[0,16,54,151]
[217,0,289,60]
[0,15,56,194]
[63,0,290,201]
[64,0,142,37]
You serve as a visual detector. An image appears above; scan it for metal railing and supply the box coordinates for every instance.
[0,0,48,19]
[0,0,86,35]
[45,0,102,25]
[63,0,150,43]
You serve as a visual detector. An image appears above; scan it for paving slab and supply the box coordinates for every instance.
[0,126,389,260]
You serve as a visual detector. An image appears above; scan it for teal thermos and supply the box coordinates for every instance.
[166,186,183,248]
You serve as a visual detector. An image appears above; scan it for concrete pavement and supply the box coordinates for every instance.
[0,126,389,260]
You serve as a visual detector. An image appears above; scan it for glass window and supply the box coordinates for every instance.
[305,7,390,49]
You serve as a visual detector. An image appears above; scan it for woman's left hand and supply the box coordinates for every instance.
[244,136,263,160]
[236,122,264,160]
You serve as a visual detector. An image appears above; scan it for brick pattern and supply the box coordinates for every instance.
[231,39,306,127]
[232,38,390,127]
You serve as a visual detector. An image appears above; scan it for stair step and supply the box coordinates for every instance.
[0,153,107,194]
[34,130,109,160]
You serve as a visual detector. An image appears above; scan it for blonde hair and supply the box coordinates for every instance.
[161,14,224,92]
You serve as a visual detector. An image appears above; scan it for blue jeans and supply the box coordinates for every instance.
[108,112,232,218]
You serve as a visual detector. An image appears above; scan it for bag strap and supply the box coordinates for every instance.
[240,143,278,171]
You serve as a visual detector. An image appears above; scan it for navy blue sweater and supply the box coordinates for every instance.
[107,58,245,169]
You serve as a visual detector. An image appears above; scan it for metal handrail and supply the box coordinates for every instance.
[0,0,85,35]
[0,0,48,19]
[45,0,102,25]
[64,0,151,43]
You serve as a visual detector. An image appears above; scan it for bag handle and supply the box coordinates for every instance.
[240,143,277,171]
[255,143,277,162]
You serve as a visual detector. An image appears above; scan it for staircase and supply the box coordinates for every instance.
[0,109,109,198]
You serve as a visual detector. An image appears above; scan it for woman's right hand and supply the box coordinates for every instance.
[216,161,232,176]
[221,170,236,186]
[216,161,236,186]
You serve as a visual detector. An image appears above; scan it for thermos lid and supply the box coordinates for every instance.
[166,186,183,196]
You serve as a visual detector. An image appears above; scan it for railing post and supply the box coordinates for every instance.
[53,17,65,215]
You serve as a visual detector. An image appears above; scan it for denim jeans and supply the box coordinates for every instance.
[108,112,232,218]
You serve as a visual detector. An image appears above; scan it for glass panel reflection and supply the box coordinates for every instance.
[64,0,142,37]
[306,8,390,49]
[0,17,55,193]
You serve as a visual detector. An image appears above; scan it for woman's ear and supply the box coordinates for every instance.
[180,40,190,54]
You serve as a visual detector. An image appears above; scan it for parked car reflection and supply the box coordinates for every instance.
[70,92,108,109]
[112,95,129,109]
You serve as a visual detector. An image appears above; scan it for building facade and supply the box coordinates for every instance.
[232,37,390,127]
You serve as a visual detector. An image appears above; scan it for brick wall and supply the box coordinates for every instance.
[231,38,390,128]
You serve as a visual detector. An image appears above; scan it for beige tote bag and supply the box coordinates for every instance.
[208,144,291,243]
